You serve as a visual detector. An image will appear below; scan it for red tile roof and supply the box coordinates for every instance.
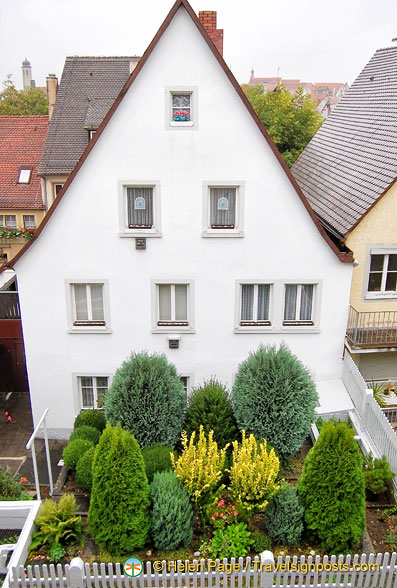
[0,116,49,209]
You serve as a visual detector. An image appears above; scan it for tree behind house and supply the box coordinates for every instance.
[0,78,48,115]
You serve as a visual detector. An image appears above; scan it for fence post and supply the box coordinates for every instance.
[260,550,274,588]
[362,389,373,429]
[69,558,85,588]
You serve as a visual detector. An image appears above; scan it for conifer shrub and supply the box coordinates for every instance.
[229,431,280,520]
[69,425,101,445]
[142,444,174,483]
[362,454,395,496]
[297,421,365,553]
[232,344,317,457]
[184,379,239,448]
[73,410,106,432]
[105,352,186,448]
[88,425,150,555]
[171,426,228,514]
[63,439,94,470]
[265,485,304,546]
[150,470,193,551]
[76,446,95,492]
[250,531,272,553]
[0,466,31,501]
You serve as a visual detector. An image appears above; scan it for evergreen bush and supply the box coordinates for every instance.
[105,352,186,448]
[76,446,95,492]
[150,470,193,551]
[265,485,304,546]
[297,421,365,553]
[232,344,317,457]
[88,425,150,555]
[250,531,272,553]
[69,425,101,445]
[362,455,395,495]
[63,439,93,470]
[73,410,106,432]
[142,444,174,483]
[0,466,30,501]
[184,379,239,448]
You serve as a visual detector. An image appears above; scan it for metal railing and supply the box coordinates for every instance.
[0,291,20,319]
[346,305,397,347]
[26,409,53,500]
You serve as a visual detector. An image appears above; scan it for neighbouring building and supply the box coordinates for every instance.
[292,40,397,383]
[0,116,49,264]
[2,0,353,438]
[248,72,349,117]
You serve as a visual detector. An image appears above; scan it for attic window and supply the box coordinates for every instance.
[172,93,191,122]
[18,168,32,184]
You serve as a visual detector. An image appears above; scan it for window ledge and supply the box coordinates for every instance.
[119,231,162,238]
[365,293,397,300]
[67,327,112,334]
[234,327,320,334]
[169,121,194,127]
[202,230,244,238]
[151,328,196,334]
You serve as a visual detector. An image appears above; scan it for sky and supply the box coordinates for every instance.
[0,0,396,91]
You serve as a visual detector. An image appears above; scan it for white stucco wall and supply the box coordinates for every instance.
[14,7,353,436]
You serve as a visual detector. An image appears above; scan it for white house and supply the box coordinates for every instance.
[3,0,354,438]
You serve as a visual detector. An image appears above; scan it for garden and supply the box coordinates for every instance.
[1,344,395,566]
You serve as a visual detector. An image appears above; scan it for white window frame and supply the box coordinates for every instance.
[151,279,195,333]
[180,375,193,396]
[235,281,273,330]
[165,86,198,130]
[18,168,32,184]
[73,373,112,412]
[53,183,64,198]
[365,248,397,299]
[5,215,17,228]
[65,279,111,333]
[118,180,161,238]
[23,215,35,229]
[282,282,318,326]
[202,181,245,237]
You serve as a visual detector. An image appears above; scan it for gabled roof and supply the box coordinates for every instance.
[0,115,48,210]
[3,0,352,273]
[292,44,397,238]
[38,56,139,176]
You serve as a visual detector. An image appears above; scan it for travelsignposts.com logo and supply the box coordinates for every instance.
[123,557,143,577]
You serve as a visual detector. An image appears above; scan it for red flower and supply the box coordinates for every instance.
[28,229,34,233]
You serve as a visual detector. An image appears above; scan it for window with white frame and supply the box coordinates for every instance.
[283,284,315,325]
[210,187,236,229]
[5,215,16,228]
[180,376,191,396]
[71,283,105,326]
[166,87,197,129]
[79,376,109,409]
[18,168,32,184]
[172,93,191,122]
[127,187,153,229]
[23,215,35,229]
[157,284,189,326]
[367,252,397,296]
[240,284,271,326]
[203,182,244,236]
[53,183,64,198]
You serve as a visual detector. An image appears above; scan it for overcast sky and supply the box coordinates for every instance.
[1,0,396,91]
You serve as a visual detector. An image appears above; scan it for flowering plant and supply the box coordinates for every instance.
[209,498,239,529]
[0,227,35,240]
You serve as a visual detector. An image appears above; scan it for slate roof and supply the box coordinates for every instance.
[292,44,397,237]
[38,56,139,176]
[0,116,49,209]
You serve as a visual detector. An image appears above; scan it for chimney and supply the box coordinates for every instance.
[46,74,58,121]
[199,11,223,56]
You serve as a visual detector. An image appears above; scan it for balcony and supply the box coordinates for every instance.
[346,305,397,349]
[0,292,20,319]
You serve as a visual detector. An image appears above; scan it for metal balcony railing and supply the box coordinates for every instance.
[346,305,397,348]
[0,292,20,319]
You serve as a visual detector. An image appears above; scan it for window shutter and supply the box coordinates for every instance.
[300,285,313,320]
[241,285,254,320]
[127,187,153,227]
[210,188,236,227]
[257,284,270,320]
[284,285,297,321]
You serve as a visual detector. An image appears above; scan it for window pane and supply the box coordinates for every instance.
[96,377,108,389]
[0,216,3,226]
[23,215,35,229]
[210,188,236,227]
[300,285,313,320]
[370,254,384,272]
[90,285,104,321]
[172,94,190,121]
[127,187,153,227]
[74,285,88,320]
[241,285,254,320]
[159,285,171,320]
[175,285,188,321]
[385,272,397,292]
[80,377,94,408]
[18,169,31,183]
[388,255,397,272]
[5,215,16,228]
[368,273,382,292]
[257,285,270,320]
[284,285,297,320]
[180,376,189,393]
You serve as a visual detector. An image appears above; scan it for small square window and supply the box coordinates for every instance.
[240,284,271,326]
[79,376,109,409]
[153,280,194,332]
[53,183,64,198]
[23,215,35,229]
[210,187,236,228]
[18,168,32,183]
[166,87,197,129]
[367,253,397,296]
[5,215,16,228]
[127,187,153,228]
[283,284,315,325]
[203,182,244,237]
[172,93,191,122]
[72,283,105,326]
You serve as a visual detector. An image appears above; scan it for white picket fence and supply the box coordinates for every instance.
[343,352,397,494]
[8,552,397,588]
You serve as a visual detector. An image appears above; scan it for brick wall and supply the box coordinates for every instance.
[199,11,223,56]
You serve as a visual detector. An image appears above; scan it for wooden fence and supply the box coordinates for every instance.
[8,552,397,588]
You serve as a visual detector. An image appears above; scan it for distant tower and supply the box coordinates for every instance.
[22,58,32,89]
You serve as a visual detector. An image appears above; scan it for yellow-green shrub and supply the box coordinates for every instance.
[229,430,280,518]
[171,426,227,512]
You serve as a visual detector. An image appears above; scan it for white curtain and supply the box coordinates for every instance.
[159,285,171,320]
[300,285,313,321]
[127,187,153,227]
[284,285,297,321]
[74,285,88,321]
[257,284,270,320]
[90,284,104,321]
[210,188,236,227]
[175,285,187,321]
[241,285,254,320]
